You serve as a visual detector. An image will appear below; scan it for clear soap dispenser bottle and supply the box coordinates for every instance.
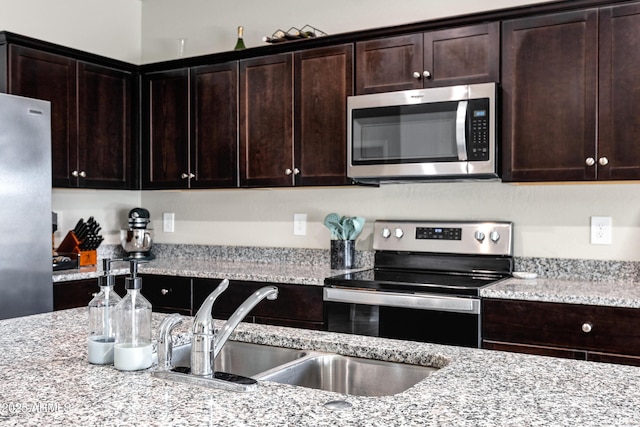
[114,260,153,371]
[88,259,122,364]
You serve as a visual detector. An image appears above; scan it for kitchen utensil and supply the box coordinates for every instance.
[350,216,365,240]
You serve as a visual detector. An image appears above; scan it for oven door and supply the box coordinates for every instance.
[324,287,481,348]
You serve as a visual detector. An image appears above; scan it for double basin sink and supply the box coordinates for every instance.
[167,341,438,396]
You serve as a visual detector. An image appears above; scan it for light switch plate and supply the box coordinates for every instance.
[293,213,307,236]
[590,216,612,245]
[163,212,175,233]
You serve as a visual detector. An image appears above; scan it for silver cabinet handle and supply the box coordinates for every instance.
[423,70,432,79]
[181,173,189,179]
[293,168,300,175]
[285,168,292,175]
[582,322,592,333]
[412,71,421,79]
[72,170,78,177]
[189,173,195,179]
[598,157,609,166]
[79,171,86,178]
[585,157,596,166]
[161,288,170,295]
[72,170,87,178]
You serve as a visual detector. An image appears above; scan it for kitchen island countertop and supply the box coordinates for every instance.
[2,308,640,426]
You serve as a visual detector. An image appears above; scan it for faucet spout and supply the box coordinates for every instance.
[190,279,229,376]
[213,286,278,359]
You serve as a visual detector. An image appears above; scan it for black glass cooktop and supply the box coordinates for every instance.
[324,268,508,297]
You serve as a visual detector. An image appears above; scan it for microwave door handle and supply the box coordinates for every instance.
[456,100,468,161]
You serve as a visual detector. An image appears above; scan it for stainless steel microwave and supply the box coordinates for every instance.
[347,82,497,183]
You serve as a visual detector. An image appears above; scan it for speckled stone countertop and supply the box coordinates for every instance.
[52,258,360,286]
[481,277,640,308]
[2,308,640,426]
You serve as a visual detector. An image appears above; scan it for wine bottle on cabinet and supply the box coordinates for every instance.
[234,26,247,50]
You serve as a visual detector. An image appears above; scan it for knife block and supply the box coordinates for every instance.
[57,231,97,267]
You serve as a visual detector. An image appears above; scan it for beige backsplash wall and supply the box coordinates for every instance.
[138,182,640,261]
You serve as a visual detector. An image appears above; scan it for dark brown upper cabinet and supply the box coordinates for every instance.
[502,3,640,182]
[355,22,499,94]
[142,63,238,189]
[240,44,352,187]
[8,45,134,189]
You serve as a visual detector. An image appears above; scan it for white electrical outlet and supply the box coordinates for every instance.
[590,216,612,245]
[293,213,307,236]
[163,212,175,233]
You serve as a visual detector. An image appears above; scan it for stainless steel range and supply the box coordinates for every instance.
[324,220,514,348]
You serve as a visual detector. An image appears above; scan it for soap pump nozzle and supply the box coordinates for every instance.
[125,259,142,290]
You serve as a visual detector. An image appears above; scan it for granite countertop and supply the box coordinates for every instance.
[52,258,362,286]
[481,277,640,308]
[2,308,640,426]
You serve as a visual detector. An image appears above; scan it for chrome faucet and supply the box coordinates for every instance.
[190,279,278,376]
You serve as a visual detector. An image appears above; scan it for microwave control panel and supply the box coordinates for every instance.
[468,99,490,161]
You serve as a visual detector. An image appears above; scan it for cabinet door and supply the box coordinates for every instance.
[142,69,190,189]
[77,62,133,189]
[501,10,598,181]
[239,54,293,187]
[598,3,640,180]
[191,62,239,188]
[355,34,423,94]
[53,277,125,310]
[424,22,499,87]
[193,279,324,330]
[294,44,352,186]
[8,45,77,187]
[140,275,192,315]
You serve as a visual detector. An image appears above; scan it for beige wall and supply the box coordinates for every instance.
[0,0,141,63]
[16,0,640,262]
[141,0,554,63]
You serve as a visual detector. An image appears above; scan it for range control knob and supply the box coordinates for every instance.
[474,231,485,242]
[394,228,404,239]
[381,227,392,239]
[490,231,501,243]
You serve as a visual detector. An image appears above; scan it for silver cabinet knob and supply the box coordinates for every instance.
[79,171,86,178]
[293,168,300,175]
[475,231,485,242]
[72,170,87,178]
[423,70,432,79]
[72,170,79,177]
[181,173,189,179]
[161,288,170,296]
[285,168,292,175]
[582,322,593,333]
[585,157,596,166]
[394,228,404,239]
[189,173,195,179]
[489,231,500,243]
[598,157,609,166]
[381,227,391,239]
[412,71,421,79]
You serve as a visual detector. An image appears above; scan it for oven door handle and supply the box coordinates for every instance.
[323,287,480,314]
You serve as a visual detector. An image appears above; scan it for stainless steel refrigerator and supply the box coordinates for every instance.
[0,93,53,319]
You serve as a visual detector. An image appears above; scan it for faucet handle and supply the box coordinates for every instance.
[157,313,183,370]
[193,279,229,335]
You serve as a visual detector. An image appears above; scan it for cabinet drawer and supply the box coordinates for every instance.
[141,275,192,314]
[483,299,640,356]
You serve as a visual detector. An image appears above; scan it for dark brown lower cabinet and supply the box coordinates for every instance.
[141,275,192,315]
[193,279,324,330]
[53,277,125,310]
[482,298,640,366]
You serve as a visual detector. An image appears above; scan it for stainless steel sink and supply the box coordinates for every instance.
[255,353,437,396]
[170,341,309,377]
[159,341,437,396]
